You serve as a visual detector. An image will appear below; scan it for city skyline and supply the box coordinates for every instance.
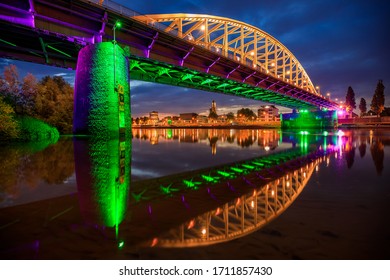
[1,0,389,117]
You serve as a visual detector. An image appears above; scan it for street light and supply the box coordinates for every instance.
[316,85,320,94]
[113,20,121,43]
[326,92,331,100]
[112,20,121,86]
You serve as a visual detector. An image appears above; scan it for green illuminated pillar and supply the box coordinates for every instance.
[75,137,131,230]
[73,42,131,138]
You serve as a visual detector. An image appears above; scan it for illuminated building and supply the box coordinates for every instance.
[149,111,159,125]
[197,115,208,124]
[179,113,198,123]
[258,105,280,122]
[210,100,217,114]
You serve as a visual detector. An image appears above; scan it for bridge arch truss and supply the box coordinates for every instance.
[134,14,319,96]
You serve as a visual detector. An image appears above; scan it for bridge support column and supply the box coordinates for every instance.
[73,42,131,138]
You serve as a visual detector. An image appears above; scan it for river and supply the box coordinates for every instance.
[0,128,389,259]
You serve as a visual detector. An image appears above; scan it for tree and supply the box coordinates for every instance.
[0,96,19,139]
[35,76,74,134]
[226,112,235,121]
[20,73,38,115]
[237,108,256,120]
[358,97,367,116]
[370,80,385,115]
[345,86,356,113]
[0,64,21,108]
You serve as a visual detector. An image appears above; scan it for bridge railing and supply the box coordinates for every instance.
[86,0,173,34]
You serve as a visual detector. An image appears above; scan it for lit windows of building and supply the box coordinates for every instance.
[149,111,159,125]
[179,113,198,124]
[258,105,280,122]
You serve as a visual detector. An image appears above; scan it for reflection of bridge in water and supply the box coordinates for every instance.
[147,157,319,247]
[129,148,334,248]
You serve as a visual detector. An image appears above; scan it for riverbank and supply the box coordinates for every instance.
[132,123,281,129]
[338,116,390,128]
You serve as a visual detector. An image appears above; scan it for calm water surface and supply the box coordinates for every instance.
[0,128,389,259]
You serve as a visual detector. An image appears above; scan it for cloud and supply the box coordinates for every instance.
[0,58,12,66]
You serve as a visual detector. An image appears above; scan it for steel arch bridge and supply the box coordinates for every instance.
[134,13,318,95]
[0,0,339,111]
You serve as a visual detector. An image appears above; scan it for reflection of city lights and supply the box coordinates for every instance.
[337,130,345,137]
[187,219,195,229]
[316,165,319,172]
[151,238,158,247]
[327,158,330,166]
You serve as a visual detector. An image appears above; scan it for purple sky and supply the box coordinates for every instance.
[1,0,389,117]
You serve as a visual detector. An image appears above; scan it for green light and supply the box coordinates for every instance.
[115,21,122,28]
[46,45,72,58]
[201,174,219,183]
[242,164,255,170]
[323,131,328,136]
[230,167,244,173]
[183,179,201,189]
[0,38,17,47]
[217,170,233,177]
[118,240,125,248]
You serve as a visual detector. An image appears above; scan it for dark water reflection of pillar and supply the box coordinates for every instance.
[74,137,131,237]
[370,137,384,175]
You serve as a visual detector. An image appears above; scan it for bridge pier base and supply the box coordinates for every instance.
[73,42,131,138]
[281,110,338,129]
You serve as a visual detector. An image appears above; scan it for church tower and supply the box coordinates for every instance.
[211,100,217,114]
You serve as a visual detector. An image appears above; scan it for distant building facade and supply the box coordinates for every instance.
[179,113,198,123]
[258,105,280,122]
[149,111,159,125]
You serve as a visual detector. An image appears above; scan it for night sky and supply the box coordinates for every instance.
[1,0,389,117]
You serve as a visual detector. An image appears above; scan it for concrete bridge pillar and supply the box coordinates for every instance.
[73,42,131,138]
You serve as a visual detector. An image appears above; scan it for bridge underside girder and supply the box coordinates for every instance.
[130,56,317,110]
